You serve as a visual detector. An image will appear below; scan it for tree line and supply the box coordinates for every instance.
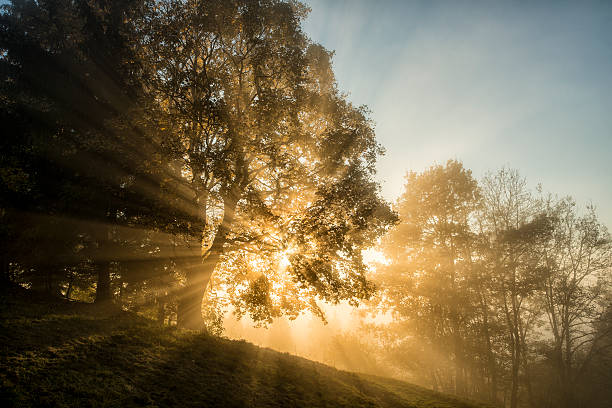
[371,160,612,408]
[0,0,395,329]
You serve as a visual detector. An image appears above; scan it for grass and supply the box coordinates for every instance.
[0,285,494,408]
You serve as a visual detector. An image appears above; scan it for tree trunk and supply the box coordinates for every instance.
[45,268,63,297]
[0,253,9,285]
[562,319,574,408]
[482,300,498,403]
[157,297,166,324]
[454,327,465,396]
[31,273,47,292]
[430,370,439,392]
[510,334,520,408]
[519,327,535,408]
[504,290,520,408]
[95,260,112,303]
[177,243,225,329]
[65,270,74,299]
[177,276,206,329]
[117,276,124,306]
[176,191,239,329]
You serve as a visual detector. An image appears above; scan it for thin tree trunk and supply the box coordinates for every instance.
[510,340,519,408]
[454,326,465,396]
[479,287,498,404]
[563,314,574,408]
[430,369,439,392]
[118,275,124,306]
[503,289,520,408]
[65,270,74,299]
[0,253,9,285]
[520,335,535,408]
[485,321,498,402]
[509,266,521,408]
[95,260,112,303]
[157,297,166,324]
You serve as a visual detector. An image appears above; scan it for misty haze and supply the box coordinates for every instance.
[1,1,611,408]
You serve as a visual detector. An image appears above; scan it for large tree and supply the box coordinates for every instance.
[140,0,396,328]
[1,0,394,324]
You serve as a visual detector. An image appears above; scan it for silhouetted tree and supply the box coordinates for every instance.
[0,0,192,302]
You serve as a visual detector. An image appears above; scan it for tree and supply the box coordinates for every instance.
[1,0,394,327]
[479,168,552,408]
[0,0,151,295]
[377,160,481,395]
[539,198,612,408]
[579,301,612,408]
[364,162,611,407]
[0,0,196,303]
[137,0,396,328]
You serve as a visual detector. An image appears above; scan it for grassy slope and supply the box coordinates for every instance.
[0,287,493,408]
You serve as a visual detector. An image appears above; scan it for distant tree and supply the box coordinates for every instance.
[365,162,611,407]
[479,168,553,408]
[579,301,612,408]
[538,198,612,408]
[377,160,481,395]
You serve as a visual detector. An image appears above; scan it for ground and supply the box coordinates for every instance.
[0,285,494,408]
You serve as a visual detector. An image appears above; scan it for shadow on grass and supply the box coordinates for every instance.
[1,287,494,408]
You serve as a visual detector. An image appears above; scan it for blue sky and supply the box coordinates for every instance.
[302,0,612,227]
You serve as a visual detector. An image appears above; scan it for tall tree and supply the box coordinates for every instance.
[377,160,480,395]
[142,0,396,328]
[540,198,612,408]
[0,0,190,300]
[479,168,552,408]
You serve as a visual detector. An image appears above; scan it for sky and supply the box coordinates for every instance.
[302,0,612,227]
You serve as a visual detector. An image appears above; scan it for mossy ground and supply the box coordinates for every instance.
[0,286,493,408]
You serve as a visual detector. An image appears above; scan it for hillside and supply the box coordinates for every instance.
[0,286,493,408]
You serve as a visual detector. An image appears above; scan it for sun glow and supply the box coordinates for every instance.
[362,247,388,267]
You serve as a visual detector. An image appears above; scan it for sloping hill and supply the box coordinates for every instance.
[0,286,493,408]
